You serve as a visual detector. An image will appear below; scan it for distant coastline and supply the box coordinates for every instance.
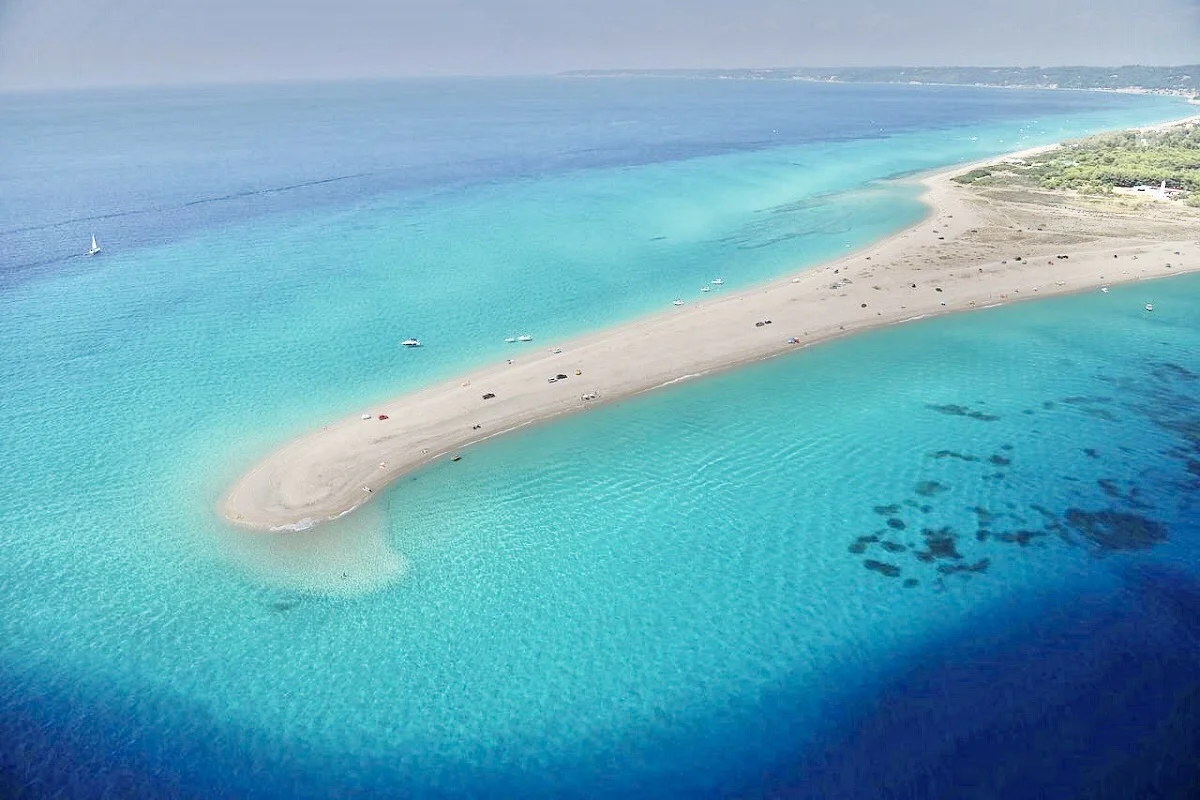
[559,65,1200,98]
[220,116,1200,532]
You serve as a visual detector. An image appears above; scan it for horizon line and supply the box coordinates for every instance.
[2,63,1197,95]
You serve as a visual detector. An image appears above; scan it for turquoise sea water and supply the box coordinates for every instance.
[1,79,1198,797]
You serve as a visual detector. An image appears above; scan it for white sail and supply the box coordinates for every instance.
[88,234,101,256]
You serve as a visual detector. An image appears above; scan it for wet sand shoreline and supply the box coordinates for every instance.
[220,125,1200,532]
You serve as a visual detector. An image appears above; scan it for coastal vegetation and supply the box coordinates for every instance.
[954,123,1200,205]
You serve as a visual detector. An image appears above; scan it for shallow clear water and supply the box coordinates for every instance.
[1,79,1198,797]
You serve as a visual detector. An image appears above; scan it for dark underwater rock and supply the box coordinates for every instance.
[971,506,1002,527]
[930,450,981,462]
[938,558,991,576]
[994,529,1046,547]
[1154,362,1198,381]
[1097,479,1152,509]
[915,481,947,497]
[849,534,881,554]
[1064,509,1168,552]
[915,527,961,562]
[864,559,902,578]
[927,403,1000,422]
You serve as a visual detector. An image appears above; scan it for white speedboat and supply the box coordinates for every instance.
[504,336,517,343]
[401,338,422,347]
[672,299,684,306]
[710,278,724,286]
[517,334,533,342]
[700,286,712,293]
[87,234,101,256]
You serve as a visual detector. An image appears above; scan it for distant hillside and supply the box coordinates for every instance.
[561,66,1200,94]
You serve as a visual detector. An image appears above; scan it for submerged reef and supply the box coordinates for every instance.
[855,361,1198,587]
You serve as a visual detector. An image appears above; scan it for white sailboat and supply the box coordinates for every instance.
[87,234,102,256]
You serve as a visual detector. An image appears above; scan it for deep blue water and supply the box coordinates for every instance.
[1,78,1198,798]
[3,77,1189,281]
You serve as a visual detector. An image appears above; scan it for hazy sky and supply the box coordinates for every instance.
[1,0,1197,90]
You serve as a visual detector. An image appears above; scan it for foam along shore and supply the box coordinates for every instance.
[221,131,1200,532]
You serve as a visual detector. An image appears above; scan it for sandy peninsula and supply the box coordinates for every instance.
[222,125,1200,532]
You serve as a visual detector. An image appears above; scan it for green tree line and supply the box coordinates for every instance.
[956,125,1200,205]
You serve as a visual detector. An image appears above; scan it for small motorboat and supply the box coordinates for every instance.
[504,336,517,343]
[1145,303,1154,312]
[711,278,724,286]
[672,299,684,306]
[401,338,422,347]
[1100,287,1109,293]
[700,286,712,293]
[517,334,533,342]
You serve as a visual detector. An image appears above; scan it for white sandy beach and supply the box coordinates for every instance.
[221,125,1200,532]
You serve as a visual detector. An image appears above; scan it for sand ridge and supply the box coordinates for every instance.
[220,136,1200,532]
